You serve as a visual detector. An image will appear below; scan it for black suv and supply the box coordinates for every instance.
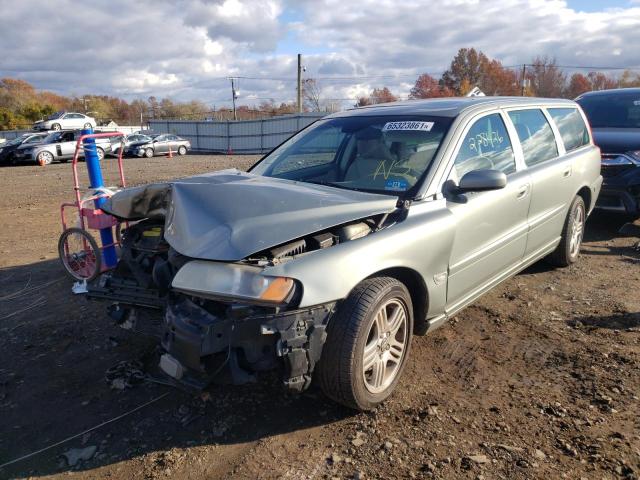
[576,88,640,217]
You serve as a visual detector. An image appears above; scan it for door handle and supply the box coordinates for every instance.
[516,183,530,199]
[562,167,572,178]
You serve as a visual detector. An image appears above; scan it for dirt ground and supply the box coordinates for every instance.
[0,154,638,480]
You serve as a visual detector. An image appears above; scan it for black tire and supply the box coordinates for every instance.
[59,158,69,163]
[547,195,586,267]
[145,148,154,158]
[84,122,92,130]
[58,227,102,281]
[317,277,413,411]
[96,147,105,160]
[178,146,187,156]
[51,123,61,131]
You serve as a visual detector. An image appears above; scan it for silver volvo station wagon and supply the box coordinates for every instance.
[96,97,602,410]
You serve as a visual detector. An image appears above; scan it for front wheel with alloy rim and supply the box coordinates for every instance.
[317,277,413,411]
[84,122,92,129]
[145,148,154,158]
[547,195,586,267]
[96,147,105,160]
[36,151,54,165]
[178,146,187,156]
[51,123,61,131]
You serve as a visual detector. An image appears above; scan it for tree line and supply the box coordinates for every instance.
[353,48,640,106]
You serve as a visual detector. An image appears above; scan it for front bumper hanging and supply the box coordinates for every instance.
[161,296,336,392]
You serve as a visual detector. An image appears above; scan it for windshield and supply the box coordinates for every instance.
[577,92,640,128]
[42,132,63,143]
[6,135,29,146]
[250,115,452,195]
[46,111,64,120]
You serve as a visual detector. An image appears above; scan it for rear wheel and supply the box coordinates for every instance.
[83,122,92,130]
[547,195,585,267]
[58,227,102,281]
[51,123,61,131]
[96,147,105,160]
[317,277,413,410]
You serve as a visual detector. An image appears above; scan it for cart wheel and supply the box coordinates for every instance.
[58,227,102,281]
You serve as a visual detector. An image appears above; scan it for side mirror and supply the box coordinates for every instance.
[458,169,507,192]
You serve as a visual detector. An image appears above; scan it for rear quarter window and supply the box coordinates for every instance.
[508,109,558,167]
[548,108,590,152]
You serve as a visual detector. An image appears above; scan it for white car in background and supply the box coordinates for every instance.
[33,111,97,131]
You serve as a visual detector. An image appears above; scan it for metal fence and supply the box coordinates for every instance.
[148,113,326,154]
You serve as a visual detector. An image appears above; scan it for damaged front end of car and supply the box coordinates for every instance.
[90,169,399,392]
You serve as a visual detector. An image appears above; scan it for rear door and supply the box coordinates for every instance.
[444,111,532,308]
[505,107,582,258]
[154,135,169,154]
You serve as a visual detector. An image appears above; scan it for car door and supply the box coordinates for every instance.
[58,132,77,157]
[154,135,169,154]
[444,111,532,309]
[505,108,578,258]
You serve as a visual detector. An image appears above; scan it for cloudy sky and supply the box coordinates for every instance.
[1,0,639,108]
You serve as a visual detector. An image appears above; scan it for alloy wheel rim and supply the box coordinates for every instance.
[362,298,408,394]
[569,204,584,257]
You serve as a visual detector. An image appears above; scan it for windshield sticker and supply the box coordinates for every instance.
[382,121,434,132]
[385,178,409,191]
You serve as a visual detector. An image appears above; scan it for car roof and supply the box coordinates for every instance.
[576,87,640,99]
[325,96,577,119]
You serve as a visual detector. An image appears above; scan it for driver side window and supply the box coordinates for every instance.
[454,113,516,178]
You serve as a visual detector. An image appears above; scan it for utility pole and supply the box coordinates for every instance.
[231,78,237,121]
[521,64,527,96]
[297,53,302,113]
[230,78,238,121]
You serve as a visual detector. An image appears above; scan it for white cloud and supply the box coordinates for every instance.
[0,0,638,108]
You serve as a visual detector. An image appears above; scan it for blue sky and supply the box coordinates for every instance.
[566,0,633,10]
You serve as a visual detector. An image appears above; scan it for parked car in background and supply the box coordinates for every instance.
[94,97,601,410]
[32,111,97,131]
[111,133,152,156]
[128,134,190,157]
[15,130,111,165]
[576,88,640,217]
[0,133,47,165]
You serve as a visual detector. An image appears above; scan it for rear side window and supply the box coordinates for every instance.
[508,109,558,167]
[548,108,590,152]
[454,113,516,178]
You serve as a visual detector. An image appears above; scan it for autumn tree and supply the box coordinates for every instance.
[480,59,519,95]
[442,48,489,95]
[409,74,454,98]
[526,57,566,98]
[587,71,617,91]
[356,87,398,106]
[619,70,640,88]
[565,73,591,99]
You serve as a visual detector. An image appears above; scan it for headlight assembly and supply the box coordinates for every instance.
[172,260,297,306]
